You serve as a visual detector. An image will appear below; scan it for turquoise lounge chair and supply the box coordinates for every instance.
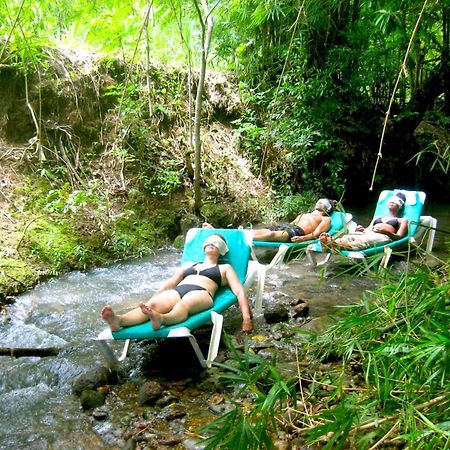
[251,210,353,270]
[95,228,265,368]
[306,189,437,268]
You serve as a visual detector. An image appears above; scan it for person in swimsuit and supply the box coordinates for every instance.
[101,234,253,333]
[319,192,408,251]
[202,199,336,243]
[250,198,336,243]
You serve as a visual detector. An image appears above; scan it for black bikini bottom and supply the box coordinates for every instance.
[174,284,209,299]
[268,224,305,239]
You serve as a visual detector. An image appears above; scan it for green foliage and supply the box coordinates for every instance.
[27,218,86,274]
[201,336,297,449]
[203,261,450,449]
[305,262,450,447]
[258,191,318,223]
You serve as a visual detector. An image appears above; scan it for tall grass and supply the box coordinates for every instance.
[200,259,450,449]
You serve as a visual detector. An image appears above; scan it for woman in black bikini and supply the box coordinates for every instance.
[101,234,253,333]
[319,192,408,251]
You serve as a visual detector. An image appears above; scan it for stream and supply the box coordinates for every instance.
[1,205,448,449]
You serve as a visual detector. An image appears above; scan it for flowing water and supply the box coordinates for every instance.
[1,206,448,449]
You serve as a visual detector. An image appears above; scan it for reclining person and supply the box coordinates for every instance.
[250,198,336,243]
[203,199,336,243]
[101,234,253,333]
[319,192,408,251]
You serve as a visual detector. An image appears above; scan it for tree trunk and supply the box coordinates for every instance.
[193,0,215,214]
[0,347,60,358]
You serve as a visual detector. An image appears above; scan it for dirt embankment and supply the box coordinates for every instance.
[0,48,268,307]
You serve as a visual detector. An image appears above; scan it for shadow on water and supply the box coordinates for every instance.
[0,204,448,448]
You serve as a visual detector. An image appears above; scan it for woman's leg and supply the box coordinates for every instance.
[102,290,181,330]
[140,290,213,330]
[252,228,289,242]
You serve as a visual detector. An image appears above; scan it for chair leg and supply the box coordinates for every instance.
[95,339,120,367]
[266,244,289,270]
[380,246,392,269]
[254,264,265,313]
[427,217,437,253]
[306,246,318,266]
[245,261,265,313]
[206,311,224,368]
[317,252,332,267]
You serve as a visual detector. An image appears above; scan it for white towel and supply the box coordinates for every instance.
[394,189,416,205]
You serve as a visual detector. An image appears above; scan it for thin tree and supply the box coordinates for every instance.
[191,0,220,213]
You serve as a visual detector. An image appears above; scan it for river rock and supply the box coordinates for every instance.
[257,347,277,360]
[159,435,183,446]
[264,303,289,323]
[292,300,309,317]
[122,436,137,450]
[155,393,179,408]
[80,389,106,410]
[72,366,121,396]
[137,380,164,406]
[197,368,224,392]
[160,403,187,420]
[92,406,109,420]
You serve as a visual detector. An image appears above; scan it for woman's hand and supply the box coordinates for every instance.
[372,224,392,235]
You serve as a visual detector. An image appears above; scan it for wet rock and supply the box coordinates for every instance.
[208,401,234,416]
[292,300,309,318]
[155,393,179,408]
[72,366,121,396]
[276,361,301,380]
[248,334,272,349]
[122,436,137,450]
[160,403,187,420]
[257,347,277,360]
[263,303,289,324]
[135,432,158,444]
[137,380,164,406]
[197,369,226,393]
[92,406,109,420]
[80,389,106,410]
[159,435,183,446]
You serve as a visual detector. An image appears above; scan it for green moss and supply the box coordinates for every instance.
[110,209,179,258]
[0,258,45,301]
[26,218,86,274]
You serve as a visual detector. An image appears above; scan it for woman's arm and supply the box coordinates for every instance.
[395,218,409,239]
[372,219,408,240]
[152,266,186,295]
[223,265,253,332]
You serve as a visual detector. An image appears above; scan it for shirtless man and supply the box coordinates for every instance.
[250,198,335,243]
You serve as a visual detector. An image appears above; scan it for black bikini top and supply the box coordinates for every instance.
[373,217,400,231]
[183,263,222,287]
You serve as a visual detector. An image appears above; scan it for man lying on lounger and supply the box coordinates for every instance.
[204,198,336,243]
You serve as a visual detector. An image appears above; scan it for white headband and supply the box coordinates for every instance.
[388,196,405,207]
[202,235,229,256]
[317,198,332,212]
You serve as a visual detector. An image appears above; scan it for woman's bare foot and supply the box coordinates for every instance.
[140,302,163,330]
[101,305,121,331]
[318,233,333,253]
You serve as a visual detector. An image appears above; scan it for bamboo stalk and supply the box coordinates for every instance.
[355,395,448,431]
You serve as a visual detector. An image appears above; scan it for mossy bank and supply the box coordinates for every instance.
[0,49,278,307]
